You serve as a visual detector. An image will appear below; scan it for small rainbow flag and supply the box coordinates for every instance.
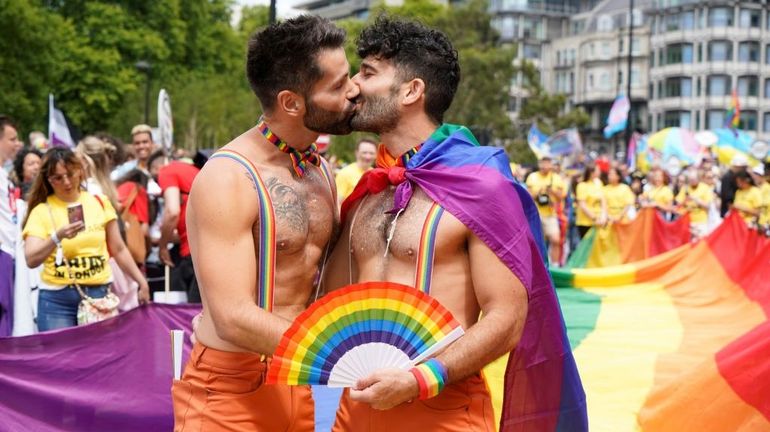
[725,89,741,129]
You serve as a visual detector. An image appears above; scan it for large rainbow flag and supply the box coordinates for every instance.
[567,208,691,268]
[543,213,769,430]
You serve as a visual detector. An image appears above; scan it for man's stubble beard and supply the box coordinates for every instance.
[303,99,355,136]
[349,89,400,135]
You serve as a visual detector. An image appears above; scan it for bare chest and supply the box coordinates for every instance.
[350,188,465,264]
[251,168,336,255]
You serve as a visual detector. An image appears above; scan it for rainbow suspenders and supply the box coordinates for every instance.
[209,149,334,311]
[414,203,444,295]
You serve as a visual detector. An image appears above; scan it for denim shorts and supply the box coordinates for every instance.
[37,284,110,332]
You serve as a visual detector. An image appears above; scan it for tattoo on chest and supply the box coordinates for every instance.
[266,177,308,232]
[243,170,257,190]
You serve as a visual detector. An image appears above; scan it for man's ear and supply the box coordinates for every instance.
[276,90,305,118]
[402,78,426,106]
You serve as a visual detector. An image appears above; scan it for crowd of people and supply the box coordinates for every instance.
[518,150,770,265]
[0,117,204,334]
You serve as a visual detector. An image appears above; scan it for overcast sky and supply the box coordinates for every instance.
[235,0,305,22]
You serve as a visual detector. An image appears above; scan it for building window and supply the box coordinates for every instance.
[664,111,691,128]
[738,76,759,97]
[523,17,542,39]
[601,41,611,58]
[631,68,640,86]
[682,11,695,29]
[598,15,613,32]
[599,72,610,90]
[738,41,760,62]
[696,77,701,96]
[649,83,654,98]
[765,79,770,98]
[740,110,758,131]
[619,38,624,54]
[500,16,518,40]
[739,8,761,28]
[708,40,733,62]
[632,37,640,55]
[665,14,680,31]
[766,44,770,64]
[523,44,541,59]
[708,7,733,27]
[664,77,692,97]
[707,110,726,129]
[764,113,770,132]
[695,111,701,130]
[708,75,732,96]
[618,70,623,87]
[666,43,694,64]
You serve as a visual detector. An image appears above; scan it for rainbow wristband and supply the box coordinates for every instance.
[409,358,448,400]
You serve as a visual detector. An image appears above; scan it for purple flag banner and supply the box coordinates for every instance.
[0,304,199,431]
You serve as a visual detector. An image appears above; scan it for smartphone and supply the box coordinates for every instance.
[67,203,85,231]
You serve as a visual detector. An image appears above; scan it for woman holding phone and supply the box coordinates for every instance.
[22,148,150,331]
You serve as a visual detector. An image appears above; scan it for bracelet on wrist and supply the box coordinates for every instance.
[409,358,448,400]
[50,231,61,246]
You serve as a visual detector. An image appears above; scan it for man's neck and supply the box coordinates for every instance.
[261,115,318,152]
[380,115,439,158]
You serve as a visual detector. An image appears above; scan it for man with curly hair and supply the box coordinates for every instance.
[325,16,586,431]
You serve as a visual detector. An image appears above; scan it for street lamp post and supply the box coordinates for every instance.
[135,60,152,125]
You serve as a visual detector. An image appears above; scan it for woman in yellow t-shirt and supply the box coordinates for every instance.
[603,167,635,224]
[22,148,149,331]
[575,163,607,238]
[731,170,762,227]
[641,168,675,216]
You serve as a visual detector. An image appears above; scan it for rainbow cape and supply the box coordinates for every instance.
[342,124,587,431]
[545,213,770,430]
[567,209,691,268]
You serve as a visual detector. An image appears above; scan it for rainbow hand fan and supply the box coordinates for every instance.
[266,282,464,387]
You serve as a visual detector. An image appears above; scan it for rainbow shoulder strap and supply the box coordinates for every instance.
[414,202,444,295]
[209,149,276,311]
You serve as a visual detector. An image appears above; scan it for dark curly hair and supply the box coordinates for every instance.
[246,15,346,112]
[356,15,460,124]
[13,147,43,184]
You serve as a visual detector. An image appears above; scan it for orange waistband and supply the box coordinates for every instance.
[190,342,268,370]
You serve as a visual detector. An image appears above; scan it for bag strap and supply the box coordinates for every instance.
[46,201,110,300]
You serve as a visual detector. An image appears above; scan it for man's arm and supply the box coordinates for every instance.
[351,230,528,409]
[188,161,291,354]
[158,186,180,267]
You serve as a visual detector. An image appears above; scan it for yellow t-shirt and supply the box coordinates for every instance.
[603,183,635,222]
[643,185,674,209]
[759,183,770,226]
[23,193,117,287]
[575,179,604,226]
[733,186,762,225]
[525,171,566,218]
[675,183,714,224]
[335,163,367,202]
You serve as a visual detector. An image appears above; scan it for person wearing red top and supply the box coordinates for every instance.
[158,160,200,302]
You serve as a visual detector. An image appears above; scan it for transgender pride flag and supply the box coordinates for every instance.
[603,94,630,139]
[48,94,76,148]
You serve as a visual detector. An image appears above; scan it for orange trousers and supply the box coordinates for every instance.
[332,373,495,431]
[171,342,314,432]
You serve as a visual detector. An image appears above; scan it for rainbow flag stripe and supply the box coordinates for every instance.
[209,150,276,311]
[267,282,461,385]
[484,212,770,430]
[414,203,444,294]
[567,208,690,268]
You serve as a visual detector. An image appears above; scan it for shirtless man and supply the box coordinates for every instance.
[325,17,586,431]
[171,16,357,431]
